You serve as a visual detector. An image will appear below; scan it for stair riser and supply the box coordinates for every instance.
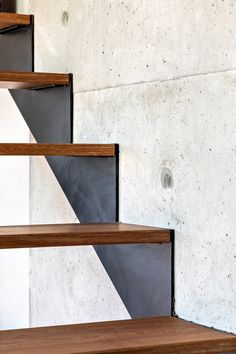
[0,25,33,68]
[11,82,73,144]
[95,243,173,318]
[10,79,73,145]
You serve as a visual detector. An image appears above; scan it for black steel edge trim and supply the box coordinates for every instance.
[69,73,73,143]
[31,15,34,72]
[170,229,175,316]
[29,14,34,26]
[116,152,119,222]
[114,143,119,155]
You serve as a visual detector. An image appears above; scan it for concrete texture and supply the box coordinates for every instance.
[17,0,236,333]
[27,0,236,92]
[74,71,236,333]
[0,90,29,329]
[29,148,130,327]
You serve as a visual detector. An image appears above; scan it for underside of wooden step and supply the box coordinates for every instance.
[0,143,116,157]
[0,71,70,89]
[0,12,31,32]
[0,317,235,354]
[0,223,172,249]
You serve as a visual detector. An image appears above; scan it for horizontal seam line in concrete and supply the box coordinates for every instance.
[74,67,236,94]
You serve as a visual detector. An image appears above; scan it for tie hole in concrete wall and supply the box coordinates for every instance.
[62,10,69,26]
[161,168,174,189]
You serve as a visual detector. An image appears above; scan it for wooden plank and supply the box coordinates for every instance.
[0,71,70,89]
[0,223,172,249]
[0,12,31,31]
[0,317,235,354]
[0,143,116,157]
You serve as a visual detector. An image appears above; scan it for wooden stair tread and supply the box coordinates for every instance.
[0,223,172,249]
[0,143,116,157]
[0,71,70,89]
[0,317,235,354]
[0,12,31,31]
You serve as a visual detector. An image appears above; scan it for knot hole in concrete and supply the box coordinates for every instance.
[161,168,174,189]
[62,10,69,26]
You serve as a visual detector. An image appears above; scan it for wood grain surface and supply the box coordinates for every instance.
[0,143,116,157]
[0,317,235,354]
[0,71,70,89]
[0,223,172,249]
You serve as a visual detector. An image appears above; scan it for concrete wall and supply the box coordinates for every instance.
[18,0,236,333]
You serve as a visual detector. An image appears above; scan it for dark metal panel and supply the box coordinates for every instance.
[47,156,117,223]
[0,26,33,71]
[10,83,72,144]
[94,243,172,318]
[0,0,16,12]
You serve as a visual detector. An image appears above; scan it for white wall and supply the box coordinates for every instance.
[0,90,29,329]
[19,0,236,333]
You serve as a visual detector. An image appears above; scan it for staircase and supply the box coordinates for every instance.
[0,10,235,354]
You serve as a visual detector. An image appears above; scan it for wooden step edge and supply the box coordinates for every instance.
[0,317,235,354]
[0,143,117,157]
[0,223,172,249]
[0,71,70,89]
[0,12,32,32]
